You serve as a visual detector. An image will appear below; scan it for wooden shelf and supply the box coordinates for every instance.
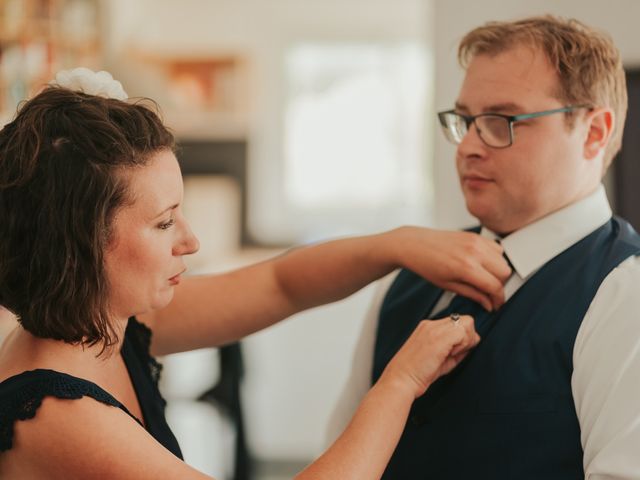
[126,47,250,139]
[0,0,102,122]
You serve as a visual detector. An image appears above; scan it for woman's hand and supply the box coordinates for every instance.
[377,315,480,399]
[385,227,512,311]
[296,315,480,479]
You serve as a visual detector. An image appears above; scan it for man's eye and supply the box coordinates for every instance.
[158,218,175,230]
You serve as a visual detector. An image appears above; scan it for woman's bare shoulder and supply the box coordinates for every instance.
[1,395,213,479]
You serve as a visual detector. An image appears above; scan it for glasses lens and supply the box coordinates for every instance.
[475,115,511,147]
[439,112,467,144]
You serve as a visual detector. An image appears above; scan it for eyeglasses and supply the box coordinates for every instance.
[437,105,591,148]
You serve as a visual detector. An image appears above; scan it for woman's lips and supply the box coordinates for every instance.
[168,269,186,286]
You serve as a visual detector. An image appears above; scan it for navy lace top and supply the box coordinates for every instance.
[0,317,183,458]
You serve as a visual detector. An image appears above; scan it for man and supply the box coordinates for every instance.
[330,15,640,479]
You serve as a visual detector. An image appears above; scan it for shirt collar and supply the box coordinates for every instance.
[480,185,612,280]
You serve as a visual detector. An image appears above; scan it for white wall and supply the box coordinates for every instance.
[432,0,640,228]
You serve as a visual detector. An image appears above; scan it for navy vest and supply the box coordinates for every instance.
[373,217,640,479]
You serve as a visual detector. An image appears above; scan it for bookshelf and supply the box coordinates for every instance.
[0,0,102,125]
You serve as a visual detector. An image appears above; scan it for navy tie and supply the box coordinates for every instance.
[429,292,493,337]
[410,251,514,424]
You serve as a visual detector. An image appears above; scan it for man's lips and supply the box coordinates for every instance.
[462,173,494,187]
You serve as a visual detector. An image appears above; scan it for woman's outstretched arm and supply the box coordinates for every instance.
[144,227,508,355]
[297,315,479,479]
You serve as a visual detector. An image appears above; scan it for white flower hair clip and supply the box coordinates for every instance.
[51,67,128,101]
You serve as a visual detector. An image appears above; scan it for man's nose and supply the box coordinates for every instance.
[457,121,488,158]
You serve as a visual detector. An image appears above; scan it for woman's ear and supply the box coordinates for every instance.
[584,108,614,160]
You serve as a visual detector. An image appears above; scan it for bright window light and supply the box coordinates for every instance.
[284,43,430,222]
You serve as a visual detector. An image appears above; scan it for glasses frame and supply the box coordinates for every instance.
[437,104,592,148]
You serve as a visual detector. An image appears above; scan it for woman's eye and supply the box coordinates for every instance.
[158,218,175,230]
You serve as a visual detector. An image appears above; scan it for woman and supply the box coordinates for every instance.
[0,68,509,479]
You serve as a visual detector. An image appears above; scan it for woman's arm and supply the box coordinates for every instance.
[5,396,214,480]
[4,316,477,480]
[297,315,479,479]
[143,227,509,355]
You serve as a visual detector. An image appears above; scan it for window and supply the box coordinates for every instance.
[280,43,432,241]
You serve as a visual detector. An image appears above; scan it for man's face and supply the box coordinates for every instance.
[454,45,597,234]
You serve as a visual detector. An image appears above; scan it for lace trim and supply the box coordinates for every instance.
[0,370,140,452]
[129,318,163,386]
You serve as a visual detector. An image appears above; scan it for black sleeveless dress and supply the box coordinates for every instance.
[0,317,182,458]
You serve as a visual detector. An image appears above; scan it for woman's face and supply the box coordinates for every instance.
[104,149,199,320]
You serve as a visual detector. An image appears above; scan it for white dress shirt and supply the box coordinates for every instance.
[327,185,640,479]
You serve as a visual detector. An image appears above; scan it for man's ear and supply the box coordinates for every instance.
[584,108,614,160]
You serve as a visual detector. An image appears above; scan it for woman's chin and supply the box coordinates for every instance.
[151,289,175,311]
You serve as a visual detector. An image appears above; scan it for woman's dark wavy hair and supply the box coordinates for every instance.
[0,86,175,352]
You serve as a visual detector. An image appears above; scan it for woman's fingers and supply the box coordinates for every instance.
[434,315,479,376]
[449,317,481,356]
[439,351,468,376]
[397,228,511,311]
[483,245,513,281]
[440,236,511,310]
[379,315,481,399]
[462,253,510,307]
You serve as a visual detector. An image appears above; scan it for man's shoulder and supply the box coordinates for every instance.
[612,215,640,246]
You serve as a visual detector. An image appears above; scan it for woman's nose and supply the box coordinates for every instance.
[175,220,200,256]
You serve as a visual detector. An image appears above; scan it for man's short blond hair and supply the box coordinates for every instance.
[459,15,626,170]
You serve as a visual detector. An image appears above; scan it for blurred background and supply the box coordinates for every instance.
[1,1,640,478]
